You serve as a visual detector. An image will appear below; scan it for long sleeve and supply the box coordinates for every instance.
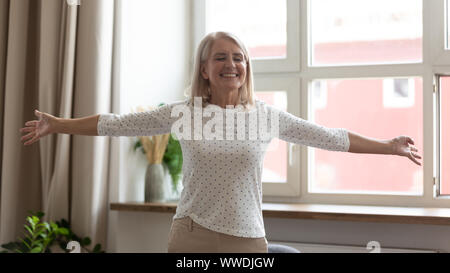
[97,100,186,137]
[271,105,350,152]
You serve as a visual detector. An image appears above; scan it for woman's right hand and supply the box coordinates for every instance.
[20,110,58,146]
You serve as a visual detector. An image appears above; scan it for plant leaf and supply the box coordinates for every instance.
[42,222,51,232]
[50,222,58,231]
[21,238,32,249]
[93,244,102,253]
[26,217,35,230]
[31,216,40,224]
[36,211,45,219]
[60,219,70,228]
[1,242,21,251]
[30,246,42,253]
[33,227,46,238]
[134,139,142,152]
[24,225,33,236]
[81,237,91,246]
[58,227,70,236]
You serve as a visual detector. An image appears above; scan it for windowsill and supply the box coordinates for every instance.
[110,202,450,226]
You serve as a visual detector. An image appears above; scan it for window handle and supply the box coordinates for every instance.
[289,143,298,166]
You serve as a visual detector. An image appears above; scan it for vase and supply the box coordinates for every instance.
[144,163,166,202]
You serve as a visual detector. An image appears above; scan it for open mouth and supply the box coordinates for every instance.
[220,73,239,78]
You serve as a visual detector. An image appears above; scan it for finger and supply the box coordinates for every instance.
[24,134,40,146]
[21,131,35,142]
[412,152,422,159]
[407,137,414,145]
[410,157,421,166]
[19,127,35,133]
[25,120,39,127]
[34,109,41,118]
[410,146,418,152]
[409,152,421,166]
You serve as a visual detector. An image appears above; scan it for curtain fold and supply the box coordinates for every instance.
[0,0,115,250]
[0,0,42,244]
[38,0,75,225]
[71,0,114,248]
[0,0,10,213]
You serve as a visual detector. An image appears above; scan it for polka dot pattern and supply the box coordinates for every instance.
[98,99,350,238]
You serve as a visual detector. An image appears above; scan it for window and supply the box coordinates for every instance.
[255,91,288,183]
[206,0,287,59]
[309,78,423,195]
[196,0,300,72]
[196,0,450,207]
[254,78,301,197]
[310,0,422,66]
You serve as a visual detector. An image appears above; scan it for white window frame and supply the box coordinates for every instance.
[192,0,300,73]
[194,0,450,208]
[430,0,450,64]
[253,77,301,197]
[434,73,450,198]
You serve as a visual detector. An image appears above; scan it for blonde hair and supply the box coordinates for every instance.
[186,32,255,109]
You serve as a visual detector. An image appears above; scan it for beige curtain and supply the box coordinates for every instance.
[0,0,115,250]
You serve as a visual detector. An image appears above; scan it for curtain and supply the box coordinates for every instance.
[0,0,115,251]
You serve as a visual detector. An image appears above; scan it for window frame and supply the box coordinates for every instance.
[194,0,450,207]
[253,77,302,197]
[430,0,450,64]
[434,73,450,198]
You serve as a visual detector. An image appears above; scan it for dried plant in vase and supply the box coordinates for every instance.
[133,105,183,202]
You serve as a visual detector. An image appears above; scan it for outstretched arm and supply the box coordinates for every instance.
[347,130,422,166]
[20,110,100,146]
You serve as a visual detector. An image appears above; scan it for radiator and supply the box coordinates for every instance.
[269,240,438,253]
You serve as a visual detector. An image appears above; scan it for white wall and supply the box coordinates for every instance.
[114,212,450,253]
[118,0,191,202]
[106,0,192,253]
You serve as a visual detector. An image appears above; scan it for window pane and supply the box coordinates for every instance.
[206,0,287,59]
[255,91,288,183]
[439,77,450,195]
[310,0,422,66]
[309,78,423,195]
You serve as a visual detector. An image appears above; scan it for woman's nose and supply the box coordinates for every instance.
[225,57,236,67]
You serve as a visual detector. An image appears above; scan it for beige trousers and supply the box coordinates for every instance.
[167,216,268,253]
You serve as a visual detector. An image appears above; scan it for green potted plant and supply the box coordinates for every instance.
[1,211,104,253]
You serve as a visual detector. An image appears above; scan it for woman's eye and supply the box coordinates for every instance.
[234,58,243,62]
[216,58,225,61]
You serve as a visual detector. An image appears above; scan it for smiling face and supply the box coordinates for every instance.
[201,38,247,96]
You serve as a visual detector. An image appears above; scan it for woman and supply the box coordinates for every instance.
[19,32,422,253]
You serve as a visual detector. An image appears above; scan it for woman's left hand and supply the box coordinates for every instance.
[391,136,422,166]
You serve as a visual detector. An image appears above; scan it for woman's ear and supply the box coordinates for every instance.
[200,63,209,80]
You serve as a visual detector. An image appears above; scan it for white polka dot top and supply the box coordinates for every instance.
[97,98,350,238]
